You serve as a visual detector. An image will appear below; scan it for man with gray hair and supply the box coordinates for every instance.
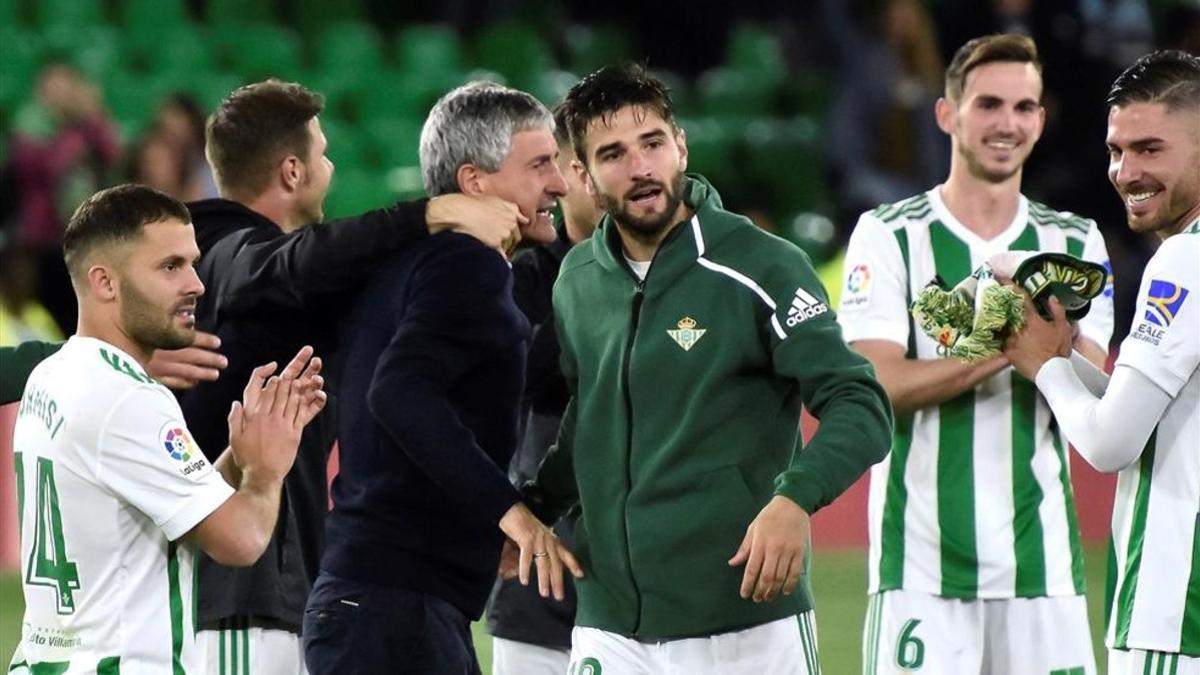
[303,82,581,675]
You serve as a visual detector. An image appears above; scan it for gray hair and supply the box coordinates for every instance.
[419,81,555,196]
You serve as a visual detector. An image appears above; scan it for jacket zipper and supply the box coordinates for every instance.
[622,279,645,635]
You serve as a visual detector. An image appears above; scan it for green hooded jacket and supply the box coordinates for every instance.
[530,175,893,639]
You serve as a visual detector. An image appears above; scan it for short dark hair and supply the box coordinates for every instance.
[944,34,1042,102]
[561,63,676,165]
[1107,50,1200,113]
[552,101,571,149]
[205,79,324,198]
[63,184,191,283]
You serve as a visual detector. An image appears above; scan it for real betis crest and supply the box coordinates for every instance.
[667,316,706,351]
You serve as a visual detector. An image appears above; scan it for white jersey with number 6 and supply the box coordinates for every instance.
[11,336,233,674]
[1107,219,1200,656]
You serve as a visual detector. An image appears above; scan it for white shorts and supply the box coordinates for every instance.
[1109,648,1200,675]
[568,612,821,675]
[492,637,571,675]
[197,620,307,675]
[861,589,1096,675]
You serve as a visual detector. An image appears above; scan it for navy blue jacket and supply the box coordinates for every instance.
[322,231,530,619]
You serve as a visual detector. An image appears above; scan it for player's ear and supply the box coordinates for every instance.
[457,163,487,196]
[86,263,118,301]
[280,154,303,193]
[935,97,955,135]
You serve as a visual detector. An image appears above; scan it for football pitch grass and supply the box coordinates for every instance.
[1,546,1109,674]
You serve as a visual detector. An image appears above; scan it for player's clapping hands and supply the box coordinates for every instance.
[228,346,327,483]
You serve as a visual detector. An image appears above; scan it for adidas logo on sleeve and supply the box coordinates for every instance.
[786,287,828,327]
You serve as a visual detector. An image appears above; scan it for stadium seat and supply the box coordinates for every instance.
[395,24,465,76]
[0,0,22,27]
[725,24,787,83]
[323,168,393,219]
[303,69,370,123]
[741,116,831,216]
[473,21,554,91]
[675,116,738,186]
[696,67,778,117]
[119,0,188,34]
[103,68,176,139]
[316,21,384,77]
[355,69,452,124]
[294,0,366,40]
[0,27,43,112]
[564,23,633,75]
[42,25,120,82]
[363,117,423,171]
[319,117,370,173]
[36,0,104,32]
[182,71,244,113]
[529,70,579,107]
[205,0,273,26]
[213,24,303,81]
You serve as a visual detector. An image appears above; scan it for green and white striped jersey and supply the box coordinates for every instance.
[1107,218,1200,656]
[10,336,233,674]
[838,187,1114,599]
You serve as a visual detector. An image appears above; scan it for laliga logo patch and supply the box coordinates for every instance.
[843,264,872,309]
[163,427,193,462]
[667,316,707,351]
[846,264,871,293]
[159,423,210,478]
[1144,279,1189,328]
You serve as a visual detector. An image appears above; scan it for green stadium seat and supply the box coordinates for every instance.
[294,0,366,40]
[696,66,778,117]
[395,24,465,76]
[324,168,393,219]
[473,21,553,91]
[42,25,120,82]
[103,68,176,139]
[119,0,188,34]
[36,0,104,32]
[213,24,303,81]
[318,118,370,173]
[675,116,738,187]
[741,116,831,217]
[206,0,273,26]
[564,23,633,75]
[650,69,695,117]
[316,21,384,76]
[303,69,370,123]
[0,0,22,27]
[122,22,214,76]
[725,24,787,83]
[182,71,244,113]
[528,70,579,107]
[356,69,453,125]
[363,117,423,171]
[0,26,43,90]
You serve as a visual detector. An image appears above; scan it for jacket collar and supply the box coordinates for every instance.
[590,174,739,297]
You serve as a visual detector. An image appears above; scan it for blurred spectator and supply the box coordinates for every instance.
[822,0,949,222]
[125,131,193,201]
[5,60,121,334]
[151,93,219,200]
[0,239,64,346]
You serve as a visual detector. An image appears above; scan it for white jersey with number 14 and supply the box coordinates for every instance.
[11,336,232,674]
